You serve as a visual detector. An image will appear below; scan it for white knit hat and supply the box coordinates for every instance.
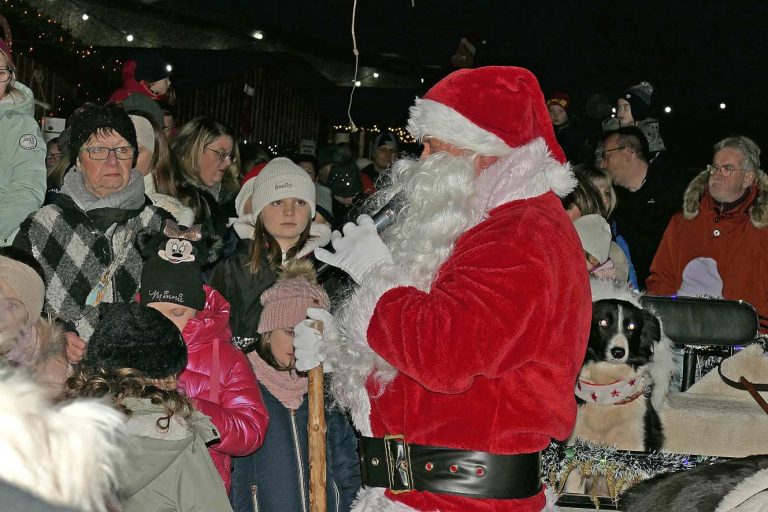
[250,157,316,217]
[574,214,611,264]
[129,115,155,153]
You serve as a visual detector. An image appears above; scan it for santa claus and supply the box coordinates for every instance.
[295,66,591,512]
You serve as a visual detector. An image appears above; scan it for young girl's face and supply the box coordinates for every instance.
[148,302,197,333]
[261,198,311,251]
[269,328,296,368]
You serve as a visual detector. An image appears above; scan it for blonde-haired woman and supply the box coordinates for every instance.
[171,116,240,262]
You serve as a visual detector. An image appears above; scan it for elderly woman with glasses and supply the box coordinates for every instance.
[13,103,169,363]
[171,116,241,265]
[0,39,46,247]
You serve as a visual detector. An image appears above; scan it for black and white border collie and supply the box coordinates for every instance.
[570,278,676,452]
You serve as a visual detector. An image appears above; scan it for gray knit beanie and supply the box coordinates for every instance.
[250,157,316,217]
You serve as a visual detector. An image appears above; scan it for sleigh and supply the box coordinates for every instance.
[548,294,762,510]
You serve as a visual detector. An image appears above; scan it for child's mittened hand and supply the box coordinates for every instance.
[294,308,334,373]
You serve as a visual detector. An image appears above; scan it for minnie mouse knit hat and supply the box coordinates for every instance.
[406,66,566,163]
[139,220,206,311]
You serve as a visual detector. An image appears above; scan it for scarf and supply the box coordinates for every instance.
[61,168,146,212]
[575,375,646,405]
[248,352,308,410]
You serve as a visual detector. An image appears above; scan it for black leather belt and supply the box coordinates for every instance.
[359,435,542,499]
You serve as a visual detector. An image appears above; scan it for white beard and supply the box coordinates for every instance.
[328,152,478,433]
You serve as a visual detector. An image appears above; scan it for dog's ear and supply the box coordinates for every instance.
[641,310,662,350]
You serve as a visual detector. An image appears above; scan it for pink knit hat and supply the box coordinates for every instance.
[257,261,329,334]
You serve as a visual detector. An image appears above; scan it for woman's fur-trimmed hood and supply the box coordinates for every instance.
[683,168,768,228]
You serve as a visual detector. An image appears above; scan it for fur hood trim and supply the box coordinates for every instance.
[407,98,512,157]
[471,138,574,218]
[683,168,768,228]
[0,367,125,511]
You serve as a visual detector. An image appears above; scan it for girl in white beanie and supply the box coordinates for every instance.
[210,157,322,352]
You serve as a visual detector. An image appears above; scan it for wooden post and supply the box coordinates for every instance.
[308,322,327,512]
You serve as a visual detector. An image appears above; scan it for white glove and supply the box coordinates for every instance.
[314,215,393,284]
[293,308,335,373]
[296,222,333,259]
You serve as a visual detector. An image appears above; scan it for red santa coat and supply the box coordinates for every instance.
[647,171,768,332]
[364,191,591,511]
[178,286,269,492]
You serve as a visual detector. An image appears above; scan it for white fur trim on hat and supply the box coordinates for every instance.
[128,115,155,153]
[235,175,259,217]
[407,98,512,157]
[250,157,316,218]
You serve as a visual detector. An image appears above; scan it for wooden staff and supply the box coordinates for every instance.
[308,321,326,512]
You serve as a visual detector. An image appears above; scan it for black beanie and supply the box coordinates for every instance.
[68,103,138,166]
[85,302,187,378]
[133,53,170,83]
[139,220,206,311]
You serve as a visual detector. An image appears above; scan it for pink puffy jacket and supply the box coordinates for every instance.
[179,286,269,492]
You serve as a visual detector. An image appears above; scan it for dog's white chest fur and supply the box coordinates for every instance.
[570,362,649,451]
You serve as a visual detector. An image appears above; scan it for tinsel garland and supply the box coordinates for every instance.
[542,439,725,508]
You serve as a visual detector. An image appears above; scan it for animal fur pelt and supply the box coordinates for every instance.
[0,366,126,511]
[661,344,768,458]
[621,455,768,512]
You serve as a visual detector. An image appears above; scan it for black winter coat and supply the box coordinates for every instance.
[208,240,279,351]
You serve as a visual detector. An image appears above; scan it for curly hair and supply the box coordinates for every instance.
[63,366,193,431]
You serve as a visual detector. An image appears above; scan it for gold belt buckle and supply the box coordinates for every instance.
[383,433,414,494]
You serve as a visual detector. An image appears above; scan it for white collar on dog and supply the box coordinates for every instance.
[576,376,646,405]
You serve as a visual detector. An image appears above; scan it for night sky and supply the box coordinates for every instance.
[12,0,768,165]
[151,0,768,165]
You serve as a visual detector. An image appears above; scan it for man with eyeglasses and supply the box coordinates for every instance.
[598,126,685,289]
[648,136,768,332]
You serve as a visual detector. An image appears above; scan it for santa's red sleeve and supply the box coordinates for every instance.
[367,202,590,395]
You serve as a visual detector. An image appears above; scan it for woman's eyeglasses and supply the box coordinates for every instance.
[205,147,236,163]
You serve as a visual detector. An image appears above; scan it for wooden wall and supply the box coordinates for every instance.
[12,52,77,118]
[174,66,323,148]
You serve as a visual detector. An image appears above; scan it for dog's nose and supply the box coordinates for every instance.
[610,347,626,359]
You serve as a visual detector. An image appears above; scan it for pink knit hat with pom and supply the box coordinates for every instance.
[257,261,329,334]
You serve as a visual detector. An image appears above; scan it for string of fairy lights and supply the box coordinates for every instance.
[332,124,416,144]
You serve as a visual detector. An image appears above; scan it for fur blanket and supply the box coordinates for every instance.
[661,344,768,457]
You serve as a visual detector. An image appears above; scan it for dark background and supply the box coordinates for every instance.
[8,0,768,166]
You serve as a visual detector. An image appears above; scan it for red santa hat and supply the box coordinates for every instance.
[407,66,566,163]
